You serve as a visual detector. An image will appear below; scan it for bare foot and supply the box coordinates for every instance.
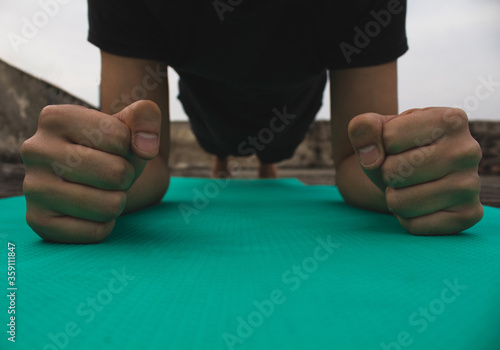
[211,156,231,178]
[258,162,277,178]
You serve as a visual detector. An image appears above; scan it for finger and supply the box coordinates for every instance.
[38,105,132,159]
[26,204,116,243]
[113,100,162,160]
[382,134,482,188]
[348,113,397,190]
[385,171,481,218]
[348,113,385,169]
[395,203,484,236]
[383,107,469,155]
[24,171,127,223]
[22,138,135,191]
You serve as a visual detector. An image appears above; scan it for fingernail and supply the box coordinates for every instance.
[135,132,158,155]
[357,144,380,167]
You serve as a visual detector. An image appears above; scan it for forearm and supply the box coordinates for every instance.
[336,153,390,213]
[123,155,170,214]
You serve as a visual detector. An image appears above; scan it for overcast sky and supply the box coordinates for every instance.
[0,0,499,121]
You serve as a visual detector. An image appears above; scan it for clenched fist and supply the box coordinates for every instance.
[21,100,162,243]
[348,107,483,235]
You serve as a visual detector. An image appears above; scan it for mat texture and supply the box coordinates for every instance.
[1,178,499,350]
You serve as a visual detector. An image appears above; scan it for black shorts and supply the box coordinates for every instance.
[88,0,408,163]
[178,70,327,163]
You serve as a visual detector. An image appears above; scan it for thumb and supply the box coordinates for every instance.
[348,113,394,191]
[113,100,162,160]
[348,113,386,169]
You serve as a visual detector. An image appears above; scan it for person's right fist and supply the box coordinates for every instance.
[21,100,162,243]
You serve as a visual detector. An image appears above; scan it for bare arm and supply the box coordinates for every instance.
[329,60,398,212]
[100,51,171,213]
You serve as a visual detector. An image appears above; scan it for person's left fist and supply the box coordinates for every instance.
[348,107,484,235]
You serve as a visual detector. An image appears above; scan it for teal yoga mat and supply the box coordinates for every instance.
[1,178,499,350]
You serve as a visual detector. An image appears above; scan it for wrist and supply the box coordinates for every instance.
[123,156,170,214]
[336,153,390,214]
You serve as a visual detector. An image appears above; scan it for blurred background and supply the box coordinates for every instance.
[0,0,499,202]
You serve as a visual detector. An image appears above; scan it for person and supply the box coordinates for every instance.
[20,0,483,243]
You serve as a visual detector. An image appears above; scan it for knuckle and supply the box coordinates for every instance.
[90,221,115,243]
[382,128,398,153]
[20,137,38,162]
[461,204,484,226]
[442,108,468,132]
[381,157,399,183]
[453,204,484,232]
[407,225,430,236]
[400,219,419,235]
[99,191,126,218]
[400,218,436,236]
[103,159,135,190]
[458,173,482,196]
[449,139,482,170]
[448,173,481,204]
[38,105,62,128]
[25,210,37,229]
[22,176,34,197]
[22,173,43,198]
[395,216,424,236]
[25,208,50,236]
[106,123,130,153]
[464,139,482,165]
[21,135,64,167]
[385,187,405,215]
[452,108,468,124]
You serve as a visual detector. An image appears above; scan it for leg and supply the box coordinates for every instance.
[258,161,277,178]
[211,156,231,178]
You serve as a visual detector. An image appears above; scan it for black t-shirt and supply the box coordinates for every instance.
[88,0,408,87]
[88,0,408,162]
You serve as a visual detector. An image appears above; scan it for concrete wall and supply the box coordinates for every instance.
[1,58,498,173]
[169,120,333,169]
[0,59,93,162]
